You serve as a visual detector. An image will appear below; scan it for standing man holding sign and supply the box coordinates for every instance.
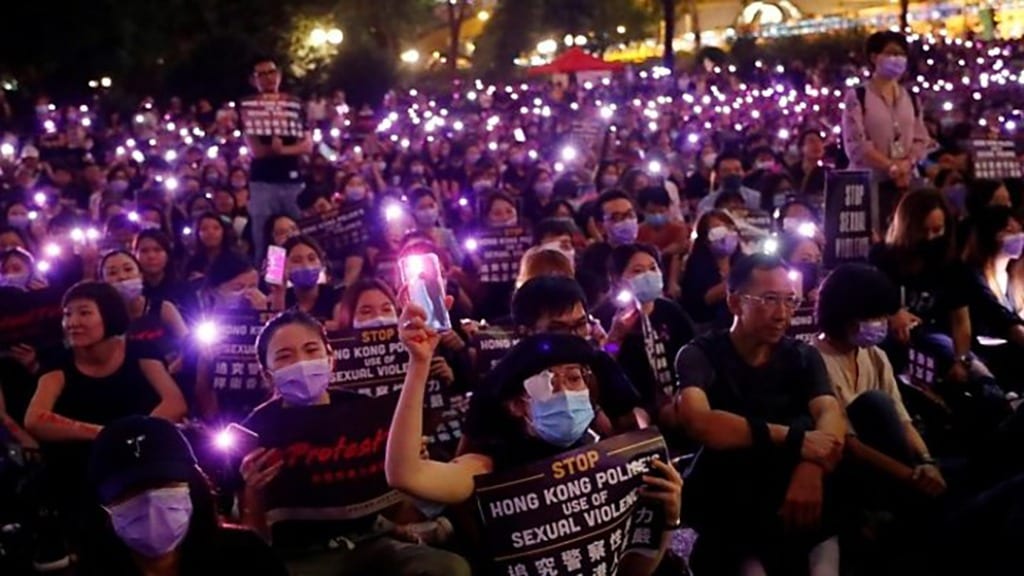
[667,254,846,575]
[245,57,313,263]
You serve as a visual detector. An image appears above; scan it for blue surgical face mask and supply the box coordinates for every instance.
[109,180,130,195]
[273,358,332,405]
[352,315,398,330]
[629,271,664,304]
[220,289,251,309]
[530,389,594,447]
[708,227,739,257]
[1001,233,1024,259]
[345,186,367,202]
[876,55,908,80]
[645,213,669,228]
[852,319,888,348]
[0,271,31,290]
[414,208,439,227]
[534,182,554,198]
[7,215,29,230]
[288,266,322,289]
[108,486,193,558]
[112,277,145,301]
[600,174,618,189]
[606,218,639,245]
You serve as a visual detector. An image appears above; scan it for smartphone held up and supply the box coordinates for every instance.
[399,253,452,332]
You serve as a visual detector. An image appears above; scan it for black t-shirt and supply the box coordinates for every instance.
[675,331,833,428]
[870,245,970,330]
[249,137,302,184]
[680,247,732,327]
[49,339,162,427]
[594,298,696,413]
[284,284,341,321]
[965,267,1024,340]
[577,241,613,306]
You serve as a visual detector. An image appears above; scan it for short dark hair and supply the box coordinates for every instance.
[534,218,575,245]
[251,55,277,73]
[98,250,141,281]
[596,189,633,219]
[727,253,789,293]
[134,229,173,257]
[637,186,671,209]
[255,310,329,370]
[865,31,908,58]
[337,278,397,330]
[714,151,744,174]
[817,264,899,340]
[965,179,1006,218]
[512,276,588,329]
[203,251,255,291]
[798,128,824,149]
[283,234,325,261]
[62,281,131,338]
[966,205,1018,267]
[608,244,660,280]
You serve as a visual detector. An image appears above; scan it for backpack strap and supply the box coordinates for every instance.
[857,85,920,118]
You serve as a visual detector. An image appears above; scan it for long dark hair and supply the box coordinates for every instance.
[76,468,220,576]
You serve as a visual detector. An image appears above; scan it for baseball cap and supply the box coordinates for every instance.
[89,416,198,504]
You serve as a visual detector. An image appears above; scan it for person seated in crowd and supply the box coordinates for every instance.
[239,311,471,576]
[260,213,301,264]
[961,205,1024,390]
[578,190,640,305]
[79,415,287,575]
[780,233,824,305]
[134,229,200,322]
[697,151,762,215]
[871,189,1010,440]
[594,244,695,427]
[99,250,190,374]
[532,217,576,268]
[789,128,828,199]
[185,213,236,280]
[523,167,557,223]
[681,209,742,332]
[1,245,45,290]
[514,246,574,290]
[666,254,845,575]
[636,186,690,299]
[385,322,681,574]
[409,188,463,270]
[24,281,187,539]
[815,264,947,542]
[332,278,399,331]
[481,191,519,229]
[268,234,340,320]
[510,275,647,433]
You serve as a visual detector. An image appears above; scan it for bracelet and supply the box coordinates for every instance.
[747,417,771,450]
[785,426,806,459]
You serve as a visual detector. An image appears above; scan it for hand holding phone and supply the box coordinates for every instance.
[399,253,452,332]
[216,423,261,456]
[264,245,286,286]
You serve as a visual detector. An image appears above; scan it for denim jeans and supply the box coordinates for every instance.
[249,180,304,263]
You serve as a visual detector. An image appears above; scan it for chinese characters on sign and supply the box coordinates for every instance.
[478,227,533,284]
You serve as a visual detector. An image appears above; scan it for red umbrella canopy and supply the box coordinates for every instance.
[528,47,624,76]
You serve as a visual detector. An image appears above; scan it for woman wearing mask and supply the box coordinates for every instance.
[597,244,696,425]
[597,164,621,191]
[409,188,464,269]
[780,233,824,305]
[185,213,236,280]
[680,210,741,332]
[524,168,556,224]
[99,250,189,373]
[962,206,1024,389]
[1,246,45,290]
[483,192,518,229]
[5,200,33,232]
[195,252,270,422]
[338,173,372,206]
[385,320,682,574]
[271,235,339,320]
[237,311,471,575]
[0,248,48,445]
[134,230,198,322]
[333,279,400,330]
[871,189,1009,442]
[79,415,287,576]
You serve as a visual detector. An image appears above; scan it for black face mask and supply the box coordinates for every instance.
[917,236,948,263]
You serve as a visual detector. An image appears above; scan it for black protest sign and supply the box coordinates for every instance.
[251,394,403,526]
[205,310,276,420]
[823,170,875,269]
[0,287,63,349]
[969,139,1023,180]
[472,325,521,374]
[477,226,533,284]
[787,306,818,345]
[240,94,305,139]
[298,203,370,272]
[569,119,605,152]
[327,327,462,454]
[474,428,668,576]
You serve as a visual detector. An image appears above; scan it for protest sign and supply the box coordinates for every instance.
[0,287,63,349]
[474,428,668,575]
[239,94,305,138]
[787,306,818,345]
[568,118,605,152]
[823,170,875,269]
[327,327,462,455]
[477,226,533,284]
[204,310,277,421]
[298,203,370,272]
[969,139,1023,180]
[471,325,521,374]
[248,393,404,526]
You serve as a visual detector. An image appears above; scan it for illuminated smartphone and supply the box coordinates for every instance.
[264,245,286,286]
[225,423,260,455]
[513,128,526,143]
[399,253,452,332]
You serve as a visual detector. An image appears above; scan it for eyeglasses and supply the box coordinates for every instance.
[546,316,594,338]
[254,69,279,78]
[740,292,802,310]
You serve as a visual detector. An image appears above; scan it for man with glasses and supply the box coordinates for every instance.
[244,57,313,263]
[578,190,640,304]
[511,275,646,434]
[666,253,846,575]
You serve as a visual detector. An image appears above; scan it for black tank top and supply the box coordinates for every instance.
[127,297,176,363]
[52,340,161,426]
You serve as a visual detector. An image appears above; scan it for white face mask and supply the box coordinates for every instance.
[352,315,398,329]
[540,241,575,263]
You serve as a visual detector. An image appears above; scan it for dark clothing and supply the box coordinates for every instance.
[684,171,712,200]
[593,298,696,415]
[284,285,341,321]
[577,241,613,306]
[676,332,836,575]
[964,267,1023,340]
[145,276,200,323]
[789,162,827,198]
[250,137,301,183]
[870,245,971,331]
[680,246,731,328]
[77,525,288,576]
[126,296,178,367]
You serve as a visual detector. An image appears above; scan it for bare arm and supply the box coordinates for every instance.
[703,281,727,305]
[194,353,220,422]
[809,395,846,440]
[160,301,190,339]
[139,359,187,422]
[25,371,103,441]
[385,354,492,504]
[951,306,973,358]
[673,387,790,450]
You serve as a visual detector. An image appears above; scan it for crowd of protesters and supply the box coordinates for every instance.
[1,27,1024,576]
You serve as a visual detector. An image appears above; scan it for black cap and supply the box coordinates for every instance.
[89,416,197,504]
[485,333,618,401]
